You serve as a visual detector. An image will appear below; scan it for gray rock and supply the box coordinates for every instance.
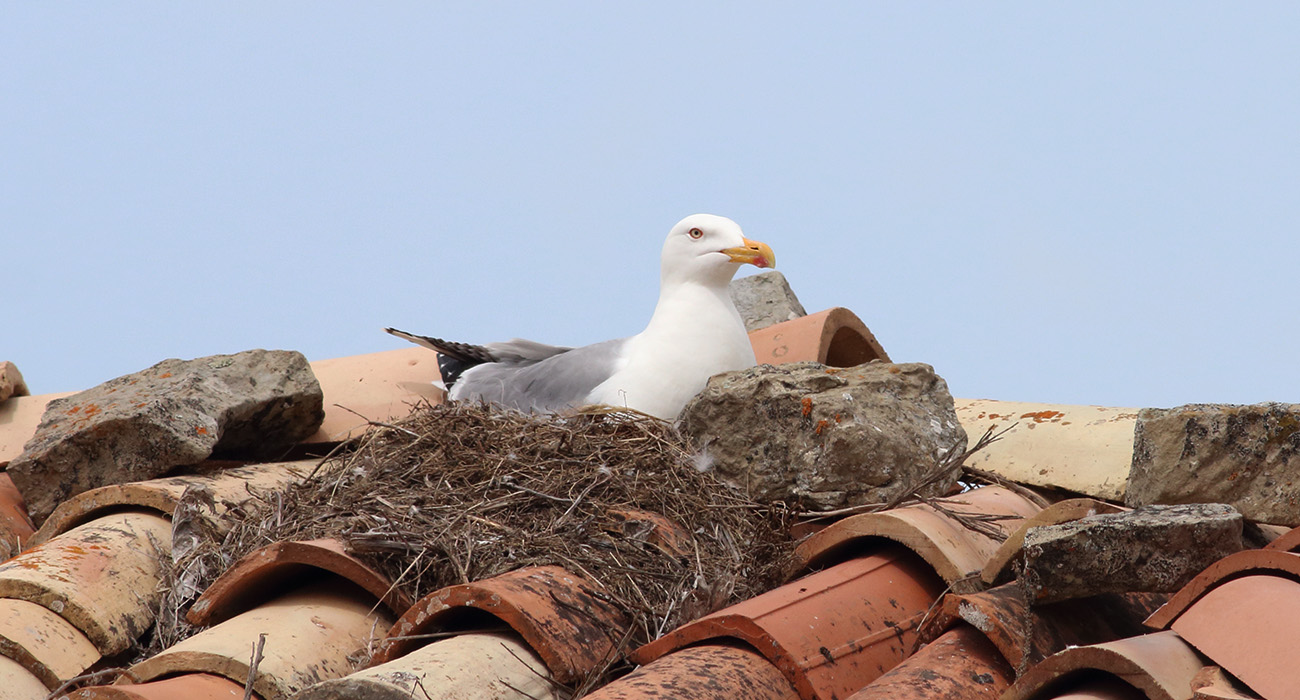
[728,270,807,332]
[7,350,324,523]
[1019,504,1243,603]
[1126,403,1300,526]
[679,361,966,510]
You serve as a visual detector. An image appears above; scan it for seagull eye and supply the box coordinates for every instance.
[688,227,704,239]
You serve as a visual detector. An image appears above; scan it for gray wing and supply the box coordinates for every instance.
[455,337,628,412]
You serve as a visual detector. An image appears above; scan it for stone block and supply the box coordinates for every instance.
[679,361,966,510]
[1127,403,1300,525]
[1019,504,1243,603]
[728,270,807,332]
[7,349,324,523]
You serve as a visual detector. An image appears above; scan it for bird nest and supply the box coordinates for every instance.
[145,400,796,686]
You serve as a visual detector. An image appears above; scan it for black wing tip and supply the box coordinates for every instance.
[383,327,498,389]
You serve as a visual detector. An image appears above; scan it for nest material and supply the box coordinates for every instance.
[148,401,795,683]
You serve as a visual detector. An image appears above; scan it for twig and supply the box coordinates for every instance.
[498,641,566,698]
[244,632,267,700]
[962,464,1052,509]
[45,668,141,699]
[500,480,574,504]
[556,476,608,527]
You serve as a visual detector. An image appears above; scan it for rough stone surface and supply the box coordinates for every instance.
[7,349,324,523]
[1127,403,1300,526]
[679,360,966,510]
[1019,504,1243,603]
[0,362,28,402]
[728,270,807,332]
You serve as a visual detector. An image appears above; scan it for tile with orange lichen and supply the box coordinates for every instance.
[845,625,1013,700]
[1001,631,1207,700]
[0,510,170,656]
[1166,574,1300,700]
[954,398,1137,502]
[0,653,50,700]
[1144,549,1300,630]
[69,673,257,700]
[633,544,946,700]
[306,347,444,442]
[296,631,558,700]
[128,578,395,700]
[584,643,799,700]
[31,459,314,545]
[187,538,411,626]
[375,565,626,685]
[794,485,1041,590]
[747,308,890,367]
[981,498,1126,586]
[916,583,1166,676]
[0,597,100,689]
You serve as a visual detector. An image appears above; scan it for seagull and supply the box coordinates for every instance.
[386,214,775,420]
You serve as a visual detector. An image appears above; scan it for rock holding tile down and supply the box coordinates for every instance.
[679,361,966,510]
[7,350,324,523]
[1126,403,1300,526]
[1019,504,1243,603]
[728,270,807,332]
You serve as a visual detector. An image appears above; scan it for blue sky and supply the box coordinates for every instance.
[5,4,1298,408]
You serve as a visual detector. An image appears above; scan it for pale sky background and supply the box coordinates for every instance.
[4,4,1298,409]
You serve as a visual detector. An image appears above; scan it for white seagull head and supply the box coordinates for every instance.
[659,213,776,287]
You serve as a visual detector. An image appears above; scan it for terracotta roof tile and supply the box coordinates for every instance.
[0,597,99,690]
[1001,631,1207,700]
[126,577,396,699]
[916,583,1166,675]
[633,544,946,700]
[0,653,52,699]
[30,459,313,546]
[0,391,74,465]
[1041,677,1149,700]
[1189,666,1262,700]
[1144,549,1300,630]
[0,510,170,656]
[0,473,35,556]
[187,538,411,627]
[296,631,557,700]
[794,485,1042,590]
[1164,574,1300,700]
[306,347,443,442]
[844,625,1013,699]
[1262,524,1300,552]
[584,643,800,700]
[376,565,626,685]
[748,308,890,367]
[954,399,1138,501]
[68,673,257,700]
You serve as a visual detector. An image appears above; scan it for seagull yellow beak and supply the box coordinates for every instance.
[722,238,776,269]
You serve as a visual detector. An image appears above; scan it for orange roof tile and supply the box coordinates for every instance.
[376,565,626,685]
[633,545,946,700]
[794,485,1042,590]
